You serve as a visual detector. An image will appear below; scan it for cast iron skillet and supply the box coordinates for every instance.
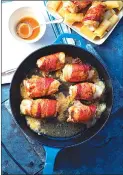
[10,33,113,174]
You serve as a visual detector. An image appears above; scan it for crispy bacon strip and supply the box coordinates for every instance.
[67,101,97,123]
[64,0,92,13]
[20,99,58,119]
[70,82,95,100]
[69,81,105,101]
[71,0,92,9]
[37,52,65,72]
[22,76,60,98]
[83,2,106,30]
[62,63,95,82]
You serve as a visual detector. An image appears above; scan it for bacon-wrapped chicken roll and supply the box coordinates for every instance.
[63,0,92,13]
[37,52,65,72]
[67,101,106,123]
[83,2,106,31]
[20,99,58,119]
[21,76,60,98]
[69,81,105,101]
[71,0,93,10]
[62,63,95,82]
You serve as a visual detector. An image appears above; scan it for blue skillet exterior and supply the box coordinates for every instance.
[9,43,113,148]
[2,20,123,174]
[8,37,113,174]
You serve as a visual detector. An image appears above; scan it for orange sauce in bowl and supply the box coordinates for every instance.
[16,17,40,40]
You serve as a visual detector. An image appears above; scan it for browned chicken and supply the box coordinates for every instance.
[83,1,106,31]
[20,99,59,119]
[62,63,95,82]
[67,101,106,123]
[69,81,105,100]
[37,52,65,72]
[21,76,60,98]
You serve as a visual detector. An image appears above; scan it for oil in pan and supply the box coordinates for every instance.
[21,55,106,138]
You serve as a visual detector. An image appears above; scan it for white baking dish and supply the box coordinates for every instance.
[46,3,123,45]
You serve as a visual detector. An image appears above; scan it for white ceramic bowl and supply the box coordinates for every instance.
[9,6,46,43]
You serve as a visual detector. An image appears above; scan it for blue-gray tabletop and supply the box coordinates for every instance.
[2,8,123,175]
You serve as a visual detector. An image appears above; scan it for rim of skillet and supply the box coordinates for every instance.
[9,44,113,148]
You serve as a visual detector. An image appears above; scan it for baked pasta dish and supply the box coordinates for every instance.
[47,1,123,41]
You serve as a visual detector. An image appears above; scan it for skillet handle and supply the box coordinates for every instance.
[43,146,60,174]
[54,33,84,47]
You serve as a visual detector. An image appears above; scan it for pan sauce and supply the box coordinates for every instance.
[16,17,40,40]
[20,55,106,138]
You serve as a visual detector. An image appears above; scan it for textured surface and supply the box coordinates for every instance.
[2,147,24,175]
[2,5,123,175]
[2,102,45,174]
[55,108,123,174]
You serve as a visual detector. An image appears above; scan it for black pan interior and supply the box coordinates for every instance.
[10,44,113,148]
